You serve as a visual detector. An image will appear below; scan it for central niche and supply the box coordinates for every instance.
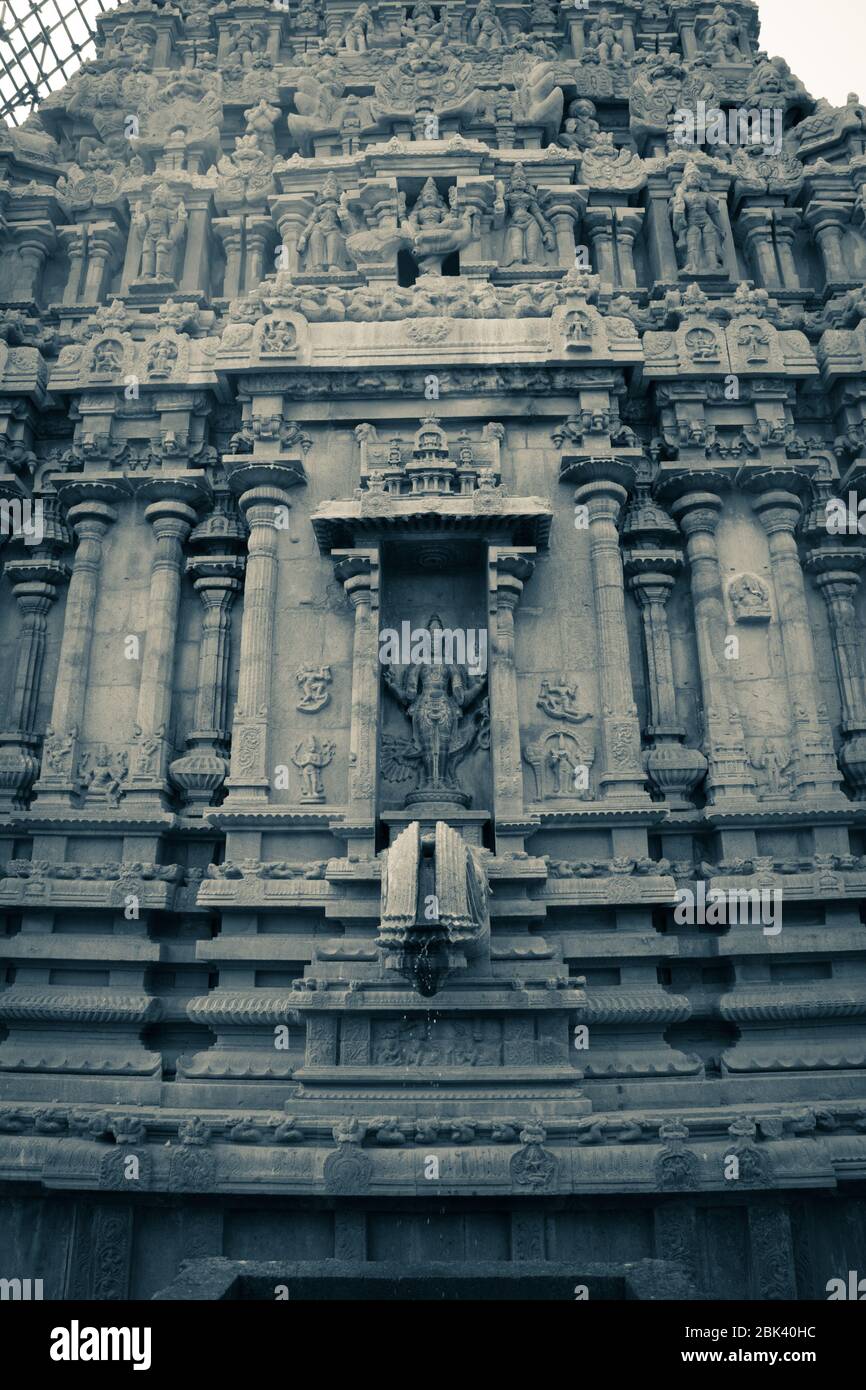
[378,538,491,816]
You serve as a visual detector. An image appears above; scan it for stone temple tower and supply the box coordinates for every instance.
[1,0,866,1301]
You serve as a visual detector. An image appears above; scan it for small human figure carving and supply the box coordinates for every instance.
[729,572,771,622]
[132,183,187,282]
[494,164,555,267]
[701,4,742,61]
[297,173,353,272]
[751,742,794,797]
[292,736,335,801]
[559,98,601,150]
[671,162,726,274]
[537,677,590,724]
[585,6,625,64]
[401,179,477,275]
[341,3,373,53]
[296,665,332,712]
[80,747,129,807]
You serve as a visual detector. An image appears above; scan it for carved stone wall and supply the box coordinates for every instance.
[1,0,866,1301]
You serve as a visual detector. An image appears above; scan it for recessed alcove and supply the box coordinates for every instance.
[377,537,492,823]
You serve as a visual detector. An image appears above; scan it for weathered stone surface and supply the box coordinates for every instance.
[1,0,866,1302]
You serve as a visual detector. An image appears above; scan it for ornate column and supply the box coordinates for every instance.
[773,210,802,289]
[645,175,681,283]
[623,482,707,806]
[748,475,845,803]
[14,225,53,303]
[583,207,616,287]
[170,497,247,808]
[0,497,70,809]
[180,194,212,295]
[223,461,297,804]
[804,203,853,288]
[213,218,244,300]
[664,481,757,804]
[572,461,649,803]
[244,215,275,292]
[804,473,866,796]
[333,548,380,854]
[58,226,86,306]
[613,209,644,290]
[81,222,125,305]
[32,482,124,807]
[738,208,781,288]
[489,547,536,829]
[125,479,205,808]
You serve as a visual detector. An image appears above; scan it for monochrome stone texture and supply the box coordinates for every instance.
[0,0,865,1302]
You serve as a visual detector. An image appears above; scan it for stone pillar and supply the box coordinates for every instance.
[223,462,297,804]
[180,196,211,295]
[170,547,245,809]
[573,463,648,803]
[738,208,780,288]
[14,226,52,303]
[82,222,124,305]
[645,180,681,283]
[333,548,380,854]
[667,486,757,804]
[805,549,866,799]
[0,522,70,809]
[773,211,802,289]
[125,481,203,807]
[489,547,536,825]
[546,209,576,268]
[584,207,616,287]
[58,226,86,306]
[805,203,853,287]
[625,554,708,808]
[214,218,244,300]
[32,483,123,806]
[613,209,644,290]
[244,215,275,291]
[120,219,145,291]
[749,480,845,803]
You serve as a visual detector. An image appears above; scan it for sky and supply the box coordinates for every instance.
[755,0,866,105]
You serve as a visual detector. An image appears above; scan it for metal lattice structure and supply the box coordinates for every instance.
[0,0,118,125]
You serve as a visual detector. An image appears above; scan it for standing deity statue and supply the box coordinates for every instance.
[400,179,477,275]
[341,3,373,53]
[382,616,488,803]
[670,163,726,274]
[495,164,555,266]
[131,183,187,281]
[585,7,625,64]
[297,174,354,272]
[701,5,742,62]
